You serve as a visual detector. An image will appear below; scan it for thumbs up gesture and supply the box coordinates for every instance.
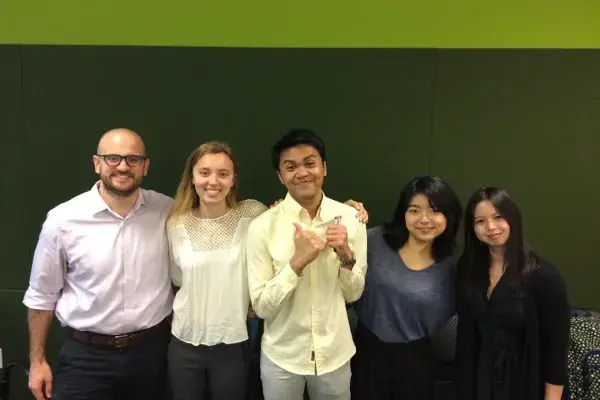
[289,223,327,275]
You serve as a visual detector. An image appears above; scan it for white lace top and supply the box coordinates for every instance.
[167,199,268,346]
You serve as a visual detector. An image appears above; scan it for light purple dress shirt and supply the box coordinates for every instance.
[23,182,174,335]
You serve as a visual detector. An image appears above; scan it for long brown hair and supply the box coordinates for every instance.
[169,141,239,220]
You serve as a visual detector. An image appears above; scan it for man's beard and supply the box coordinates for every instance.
[101,173,141,198]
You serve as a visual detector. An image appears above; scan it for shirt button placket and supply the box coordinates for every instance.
[308,219,319,374]
[121,220,129,316]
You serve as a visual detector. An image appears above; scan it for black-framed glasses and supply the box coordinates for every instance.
[96,154,147,167]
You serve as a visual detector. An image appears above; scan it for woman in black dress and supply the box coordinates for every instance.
[455,187,570,400]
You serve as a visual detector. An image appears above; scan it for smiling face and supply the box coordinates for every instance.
[405,193,448,244]
[192,152,236,208]
[277,144,327,203]
[473,199,511,248]
[93,129,149,198]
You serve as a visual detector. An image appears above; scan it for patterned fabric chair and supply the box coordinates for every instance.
[431,313,458,400]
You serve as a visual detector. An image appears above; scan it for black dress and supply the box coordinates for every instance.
[472,274,526,400]
[455,259,570,400]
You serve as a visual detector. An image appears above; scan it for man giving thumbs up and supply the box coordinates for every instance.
[245,129,367,400]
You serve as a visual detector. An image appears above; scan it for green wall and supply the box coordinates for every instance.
[1,45,599,399]
[1,2,600,47]
[1,4,599,399]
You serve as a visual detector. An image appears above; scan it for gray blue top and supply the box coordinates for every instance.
[354,225,455,343]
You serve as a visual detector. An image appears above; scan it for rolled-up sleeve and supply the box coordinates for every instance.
[23,215,66,310]
[246,219,301,320]
[338,221,367,303]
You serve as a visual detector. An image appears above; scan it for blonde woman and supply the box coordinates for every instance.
[166,141,368,400]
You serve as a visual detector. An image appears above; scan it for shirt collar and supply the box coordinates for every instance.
[89,181,146,216]
[281,191,336,222]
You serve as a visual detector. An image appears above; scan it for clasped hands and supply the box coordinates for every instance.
[289,221,351,275]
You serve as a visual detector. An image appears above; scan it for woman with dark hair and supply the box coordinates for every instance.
[351,176,463,399]
[455,186,570,400]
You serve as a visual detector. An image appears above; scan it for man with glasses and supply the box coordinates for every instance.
[23,128,174,400]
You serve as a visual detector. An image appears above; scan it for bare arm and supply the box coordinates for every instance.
[28,309,54,364]
[544,383,564,400]
[27,308,55,400]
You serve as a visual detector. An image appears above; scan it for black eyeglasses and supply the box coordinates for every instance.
[96,154,147,167]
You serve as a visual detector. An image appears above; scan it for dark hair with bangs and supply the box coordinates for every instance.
[383,176,463,261]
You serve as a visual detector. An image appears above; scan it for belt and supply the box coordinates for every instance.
[66,318,169,349]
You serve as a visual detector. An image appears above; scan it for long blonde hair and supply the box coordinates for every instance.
[169,141,239,220]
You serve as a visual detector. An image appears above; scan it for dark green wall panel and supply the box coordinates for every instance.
[431,49,600,309]
[20,46,434,234]
[0,46,28,290]
[2,46,600,391]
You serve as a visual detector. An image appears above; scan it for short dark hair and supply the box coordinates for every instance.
[383,176,463,261]
[271,128,327,171]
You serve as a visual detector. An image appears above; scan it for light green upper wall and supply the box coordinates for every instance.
[1,1,599,48]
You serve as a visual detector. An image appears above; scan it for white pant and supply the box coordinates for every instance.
[260,351,351,400]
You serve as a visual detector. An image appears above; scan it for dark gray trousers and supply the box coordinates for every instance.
[167,335,249,400]
[52,329,169,400]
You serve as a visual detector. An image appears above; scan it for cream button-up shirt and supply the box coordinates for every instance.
[246,192,367,376]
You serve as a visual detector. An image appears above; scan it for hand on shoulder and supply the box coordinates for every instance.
[344,199,369,223]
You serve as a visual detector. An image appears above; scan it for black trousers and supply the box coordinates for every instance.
[350,321,435,400]
[167,335,249,400]
[51,326,170,400]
